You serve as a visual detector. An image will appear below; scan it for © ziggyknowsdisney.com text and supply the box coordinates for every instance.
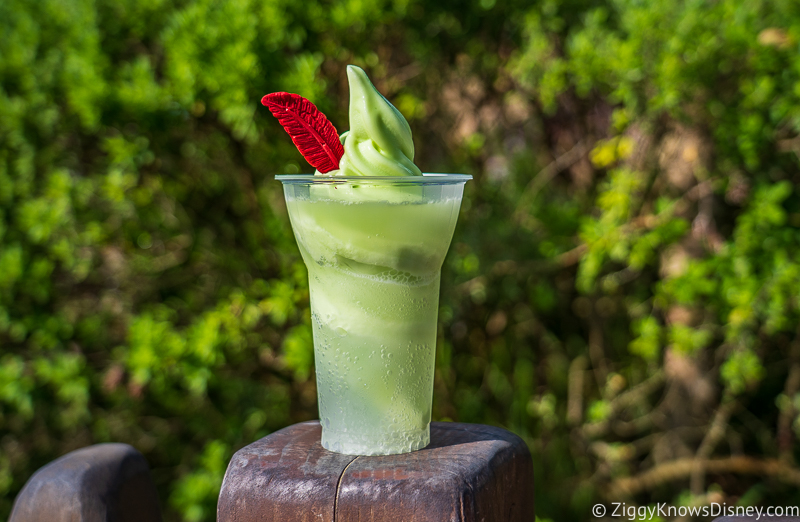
[592,502,800,520]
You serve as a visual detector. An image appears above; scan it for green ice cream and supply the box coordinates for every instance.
[317,65,422,177]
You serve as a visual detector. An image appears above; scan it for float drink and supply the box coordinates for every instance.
[283,182,464,454]
[274,65,469,454]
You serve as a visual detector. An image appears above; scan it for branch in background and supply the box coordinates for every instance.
[727,429,744,456]
[617,177,719,236]
[691,175,724,252]
[611,413,658,439]
[568,356,588,425]
[513,139,591,224]
[690,397,738,495]
[777,136,800,162]
[778,336,800,461]
[455,244,588,293]
[523,244,588,273]
[517,177,718,279]
[629,426,709,459]
[738,404,780,455]
[588,314,608,393]
[582,370,665,439]
[392,63,422,84]
[608,456,800,499]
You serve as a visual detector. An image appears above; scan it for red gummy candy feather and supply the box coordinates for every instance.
[261,92,344,173]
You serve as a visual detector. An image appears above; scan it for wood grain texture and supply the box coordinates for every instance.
[217,421,534,522]
[217,421,357,522]
[9,443,162,522]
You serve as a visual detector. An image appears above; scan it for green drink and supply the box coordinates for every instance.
[264,63,469,453]
[279,176,469,455]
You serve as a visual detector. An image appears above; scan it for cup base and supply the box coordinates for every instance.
[321,424,430,456]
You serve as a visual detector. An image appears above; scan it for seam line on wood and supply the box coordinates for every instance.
[333,456,358,522]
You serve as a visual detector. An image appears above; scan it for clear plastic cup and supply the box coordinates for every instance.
[277,174,471,455]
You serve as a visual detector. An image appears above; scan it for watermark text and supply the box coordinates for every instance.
[592,502,800,520]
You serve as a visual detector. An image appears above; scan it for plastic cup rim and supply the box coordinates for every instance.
[275,173,472,185]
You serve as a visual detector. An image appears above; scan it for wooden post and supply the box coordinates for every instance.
[9,443,162,522]
[217,420,534,522]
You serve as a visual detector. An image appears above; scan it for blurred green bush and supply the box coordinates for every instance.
[2,0,800,520]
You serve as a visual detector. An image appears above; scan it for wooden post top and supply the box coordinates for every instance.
[217,420,534,522]
[9,443,162,522]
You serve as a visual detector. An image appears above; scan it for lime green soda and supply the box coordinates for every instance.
[279,176,469,455]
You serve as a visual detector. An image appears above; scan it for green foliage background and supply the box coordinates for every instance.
[2,0,800,519]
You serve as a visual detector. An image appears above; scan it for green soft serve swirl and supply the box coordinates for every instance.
[317,65,422,177]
